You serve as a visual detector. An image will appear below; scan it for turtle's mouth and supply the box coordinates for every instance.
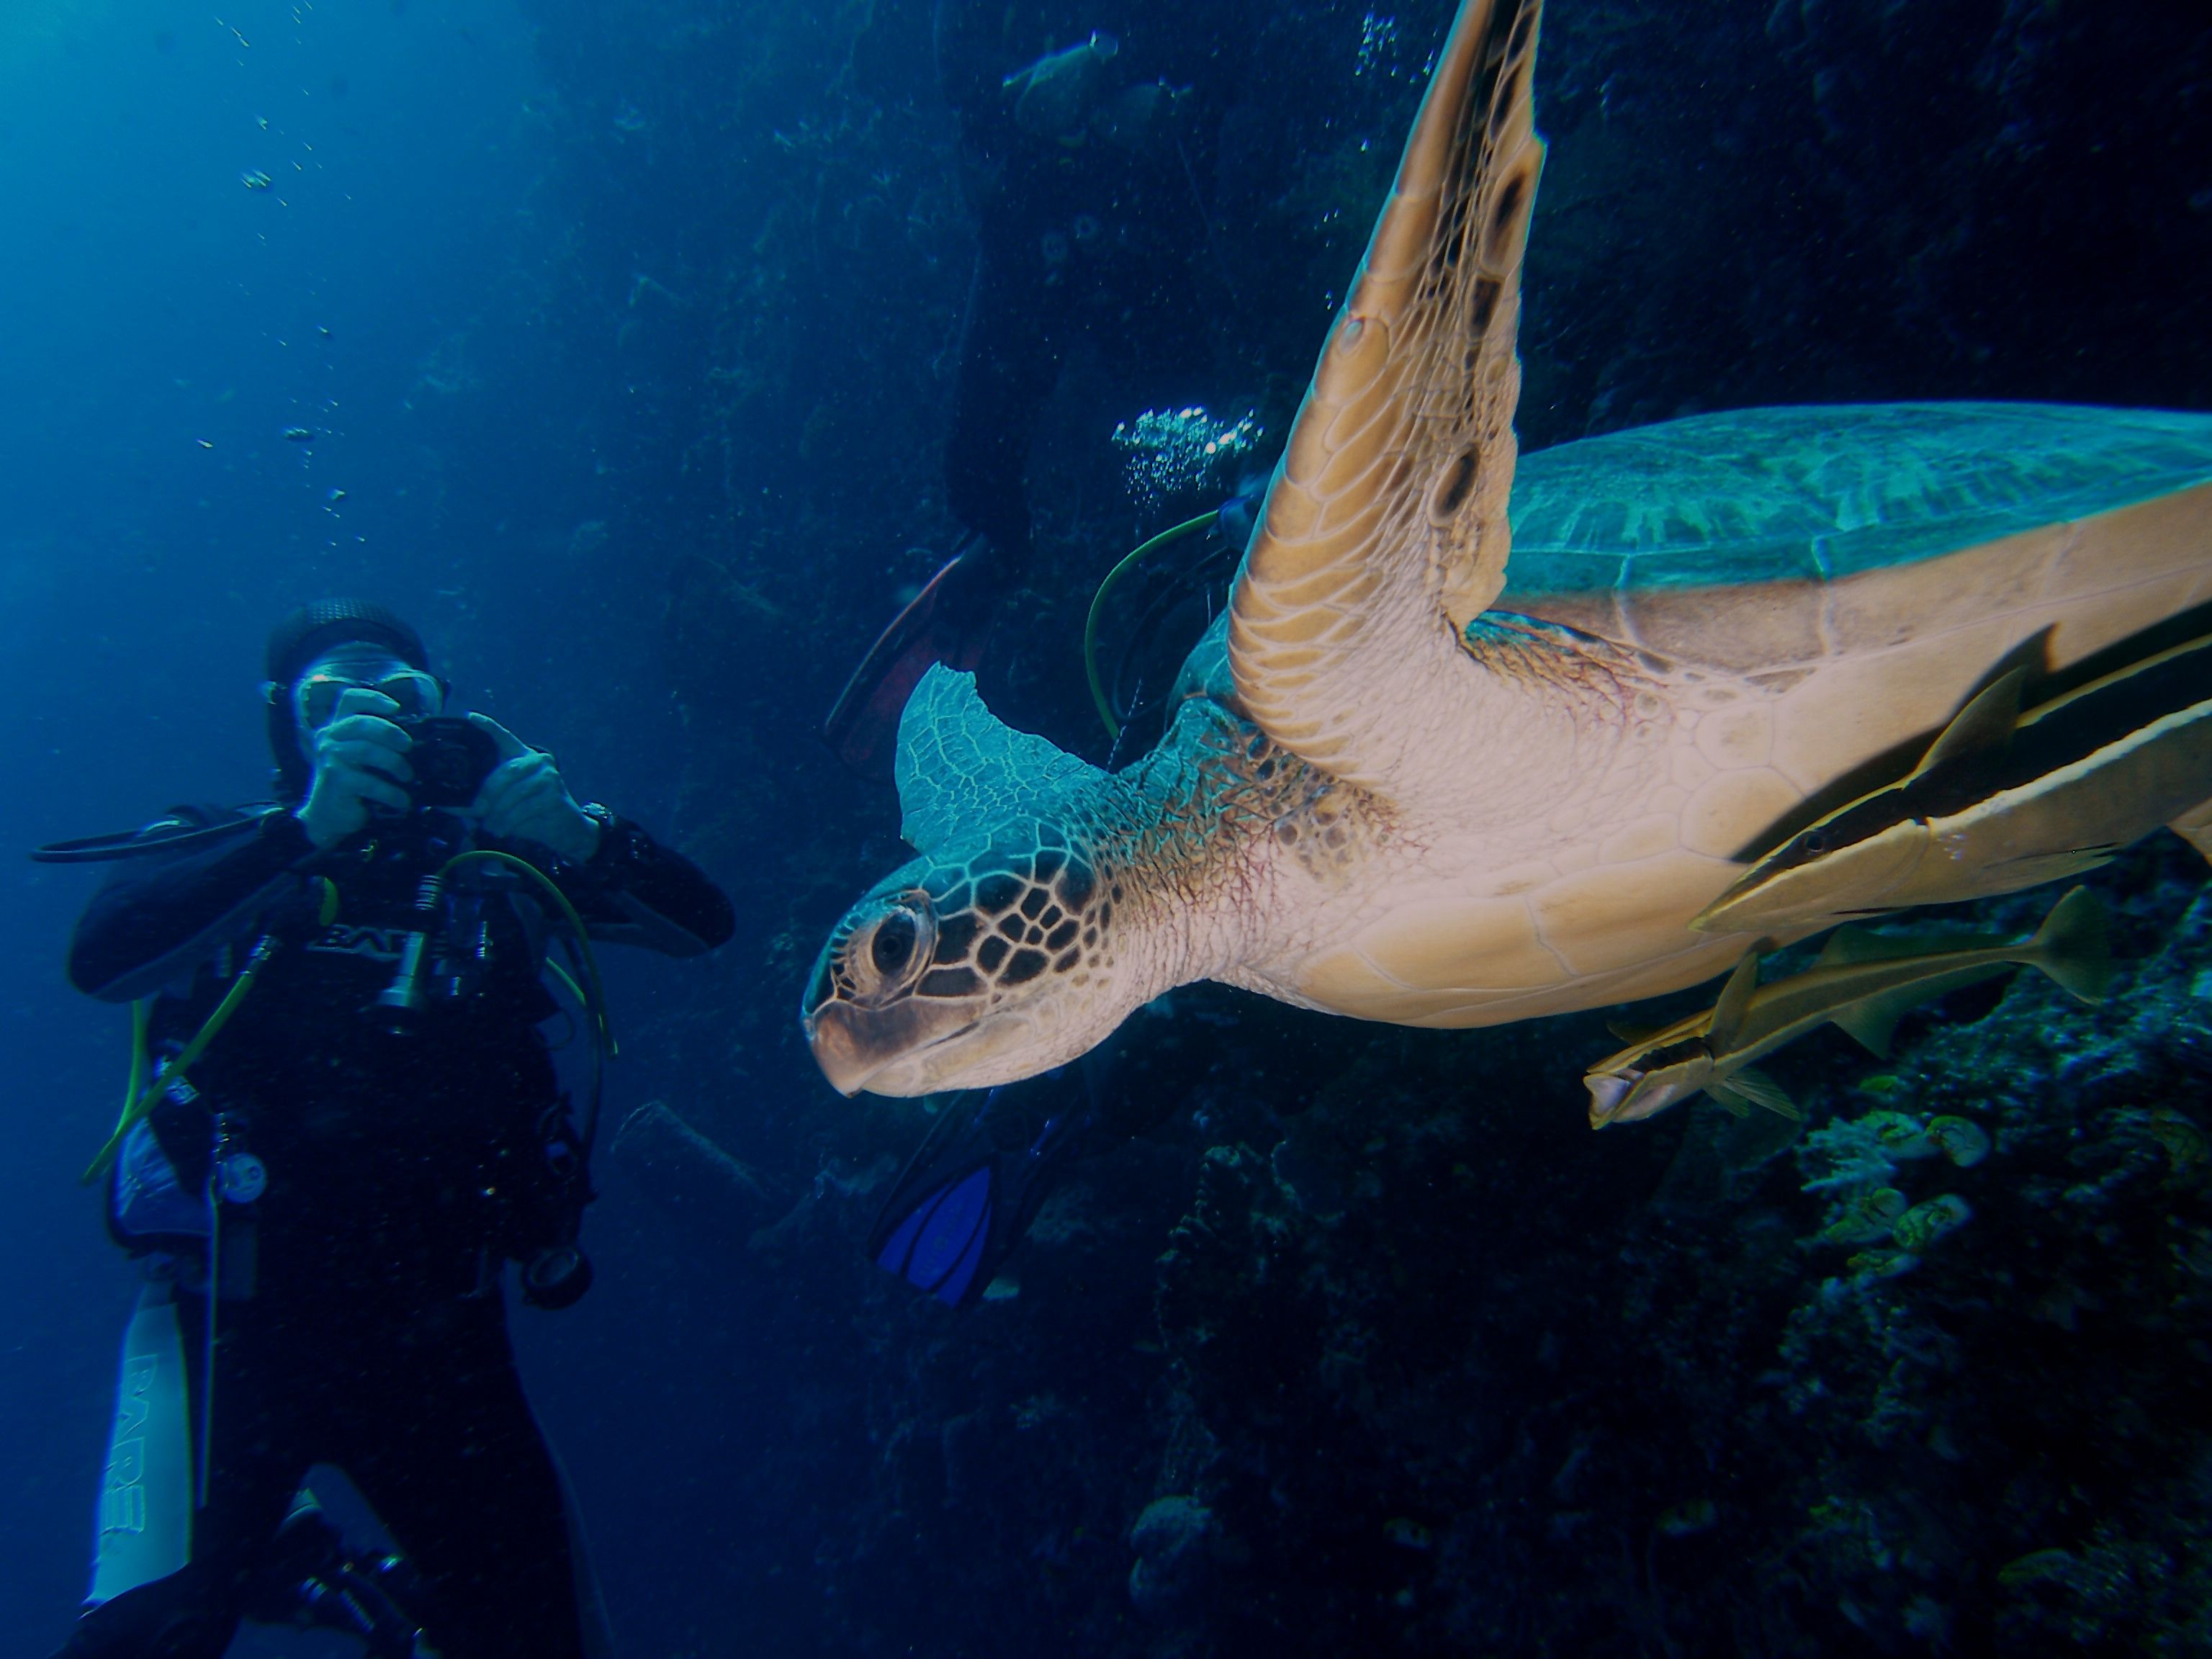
[806,998,982,1097]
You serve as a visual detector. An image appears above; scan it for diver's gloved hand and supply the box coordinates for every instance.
[465,714,601,863]
[295,686,413,848]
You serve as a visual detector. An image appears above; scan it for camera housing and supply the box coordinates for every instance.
[397,716,501,809]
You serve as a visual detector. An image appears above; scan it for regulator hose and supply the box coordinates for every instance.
[1082,508,1220,742]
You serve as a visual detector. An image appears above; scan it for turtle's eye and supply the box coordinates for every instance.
[871,911,919,976]
[837,891,936,1005]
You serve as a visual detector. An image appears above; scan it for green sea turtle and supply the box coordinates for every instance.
[804,0,2212,1099]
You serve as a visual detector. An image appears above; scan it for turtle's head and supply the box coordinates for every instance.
[804,663,1146,1097]
[804,824,1128,1096]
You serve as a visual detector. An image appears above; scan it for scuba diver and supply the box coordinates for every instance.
[824,0,1251,772]
[42,599,734,1659]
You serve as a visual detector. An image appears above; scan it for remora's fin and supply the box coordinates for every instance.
[2171,796,2212,864]
[1701,1082,1754,1118]
[1827,963,2016,1057]
[1709,1065,1799,1120]
[2026,885,2113,1004]
[1912,666,2028,778]
[1826,997,1897,1058]
[1813,925,1882,969]
[1706,947,1765,1053]
[1605,1020,1668,1045]
[1814,922,2015,1055]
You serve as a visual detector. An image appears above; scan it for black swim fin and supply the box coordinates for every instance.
[868,1084,1087,1307]
[824,543,997,778]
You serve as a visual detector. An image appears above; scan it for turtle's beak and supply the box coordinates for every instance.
[804,997,980,1098]
[805,1001,892,1097]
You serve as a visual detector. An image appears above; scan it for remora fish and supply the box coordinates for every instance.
[1004,32,1120,140]
[1696,633,2212,936]
[1586,886,2110,1128]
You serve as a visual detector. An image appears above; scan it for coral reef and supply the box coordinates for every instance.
[1127,848,2212,1654]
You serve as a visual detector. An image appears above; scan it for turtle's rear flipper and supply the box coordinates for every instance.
[824,547,996,778]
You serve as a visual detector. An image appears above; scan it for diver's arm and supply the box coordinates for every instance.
[545,811,734,957]
[68,810,317,1001]
[457,716,731,954]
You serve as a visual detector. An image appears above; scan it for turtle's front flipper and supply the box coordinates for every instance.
[1229,0,1544,796]
[894,664,1105,855]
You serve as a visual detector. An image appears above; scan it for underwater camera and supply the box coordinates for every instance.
[397,716,501,809]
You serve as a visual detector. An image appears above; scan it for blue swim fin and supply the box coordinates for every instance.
[873,1161,997,1306]
[867,1083,1088,1307]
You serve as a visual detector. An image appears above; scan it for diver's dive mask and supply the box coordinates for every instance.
[291,663,444,730]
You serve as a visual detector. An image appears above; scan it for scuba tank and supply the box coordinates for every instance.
[88,1284,194,1604]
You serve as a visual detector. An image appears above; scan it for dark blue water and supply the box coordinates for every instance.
[4,1,2209,1654]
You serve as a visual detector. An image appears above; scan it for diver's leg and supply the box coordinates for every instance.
[944,238,1060,583]
[825,234,1064,773]
[342,1295,594,1659]
[52,1287,302,1658]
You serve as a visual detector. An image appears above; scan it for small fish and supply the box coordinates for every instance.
[325,487,347,503]
[1004,32,1120,140]
[240,169,274,191]
[283,426,316,443]
[1586,887,2109,1128]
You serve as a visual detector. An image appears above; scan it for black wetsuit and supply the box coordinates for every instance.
[934,0,1246,588]
[56,804,732,1659]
